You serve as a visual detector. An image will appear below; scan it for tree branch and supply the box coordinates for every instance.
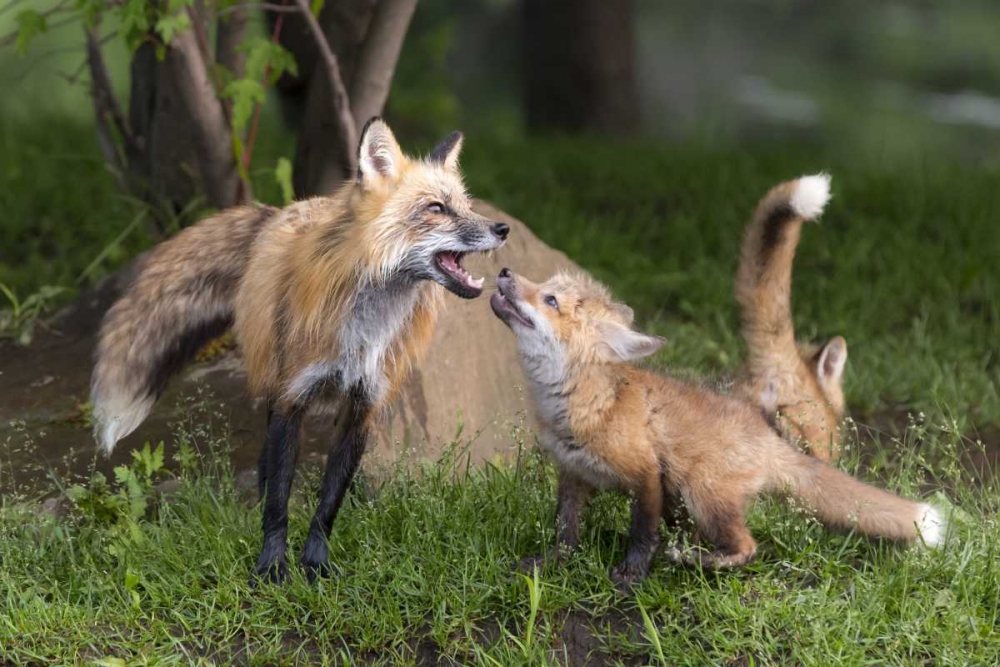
[85,26,129,193]
[292,0,357,175]
[217,2,299,17]
[216,2,250,81]
[85,28,133,147]
[349,0,417,127]
[165,28,243,208]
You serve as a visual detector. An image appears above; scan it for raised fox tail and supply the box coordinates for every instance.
[90,205,276,454]
[775,446,946,547]
[735,174,831,375]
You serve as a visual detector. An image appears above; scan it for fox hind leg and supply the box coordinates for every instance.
[300,386,372,581]
[667,489,757,570]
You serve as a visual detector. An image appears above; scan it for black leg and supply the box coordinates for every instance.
[257,405,276,503]
[252,407,302,584]
[300,389,372,581]
[611,474,662,590]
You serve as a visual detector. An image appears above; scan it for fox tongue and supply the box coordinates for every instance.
[440,252,484,289]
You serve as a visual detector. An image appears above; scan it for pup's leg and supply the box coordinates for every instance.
[611,472,662,588]
[253,408,302,584]
[300,387,372,581]
[555,471,593,554]
[666,488,757,569]
[522,471,593,572]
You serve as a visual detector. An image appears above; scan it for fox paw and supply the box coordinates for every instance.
[251,555,288,586]
[300,539,340,582]
[610,562,648,592]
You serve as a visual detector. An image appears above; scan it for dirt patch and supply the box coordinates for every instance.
[553,608,648,666]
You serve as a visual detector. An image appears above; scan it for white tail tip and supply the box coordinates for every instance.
[916,504,947,548]
[92,394,154,456]
[790,173,831,220]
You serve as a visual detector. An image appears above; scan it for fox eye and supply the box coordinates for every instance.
[426,202,445,214]
[544,295,559,309]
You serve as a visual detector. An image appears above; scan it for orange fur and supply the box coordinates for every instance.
[493,270,945,585]
[734,174,847,461]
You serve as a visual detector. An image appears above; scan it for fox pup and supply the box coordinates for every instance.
[735,174,847,461]
[92,119,509,582]
[491,269,944,586]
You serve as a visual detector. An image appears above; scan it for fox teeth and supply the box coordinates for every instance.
[469,276,484,289]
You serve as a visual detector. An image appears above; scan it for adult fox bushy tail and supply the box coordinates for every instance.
[92,205,276,452]
[735,174,848,461]
[92,119,509,582]
[491,269,945,586]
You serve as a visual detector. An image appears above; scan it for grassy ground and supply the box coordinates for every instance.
[2,118,1000,663]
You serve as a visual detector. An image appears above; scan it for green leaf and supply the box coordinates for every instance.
[223,78,265,133]
[14,9,47,56]
[240,37,298,85]
[311,0,326,17]
[275,158,294,205]
[155,10,190,44]
[119,0,152,52]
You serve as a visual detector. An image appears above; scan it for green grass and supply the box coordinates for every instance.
[2,110,1000,665]
[0,412,997,665]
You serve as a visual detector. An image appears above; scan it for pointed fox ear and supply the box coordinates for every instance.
[595,320,665,363]
[430,131,464,171]
[816,336,848,386]
[357,117,404,186]
[610,302,635,326]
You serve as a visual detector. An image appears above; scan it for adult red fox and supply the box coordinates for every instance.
[735,174,848,461]
[91,119,510,582]
[491,268,944,586]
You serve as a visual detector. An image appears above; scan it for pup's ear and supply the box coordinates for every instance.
[609,302,635,326]
[595,320,665,363]
[430,130,464,171]
[357,117,404,186]
[816,336,847,387]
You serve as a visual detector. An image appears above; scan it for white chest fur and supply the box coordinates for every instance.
[337,281,421,400]
[517,344,623,489]
[286,281,421,405]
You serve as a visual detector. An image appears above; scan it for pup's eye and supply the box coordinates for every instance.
[427,202,445,214]
[544,295,559,309]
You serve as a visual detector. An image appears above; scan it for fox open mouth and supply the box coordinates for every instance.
[434,251,485,299]
[490,283,533,329]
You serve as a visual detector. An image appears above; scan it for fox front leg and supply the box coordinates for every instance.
[300,387,372,581]
[253,408,303,584]
[520,471,592,572]
[611,474,662,590]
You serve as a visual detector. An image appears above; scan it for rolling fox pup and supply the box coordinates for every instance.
[91,119,510,582]
[490,268,945,586]
[735,174,848,461]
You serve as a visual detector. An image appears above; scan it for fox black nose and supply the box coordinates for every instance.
[492,222,510,240]
[499,267,511,278]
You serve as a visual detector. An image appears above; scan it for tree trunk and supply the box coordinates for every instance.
[349,0,418,127]
[272,0,416,196]
[164,29,243,209]
[521,0,640,135]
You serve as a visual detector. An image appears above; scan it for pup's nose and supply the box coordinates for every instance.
[491,222,510,240]
[499,267,511,278]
